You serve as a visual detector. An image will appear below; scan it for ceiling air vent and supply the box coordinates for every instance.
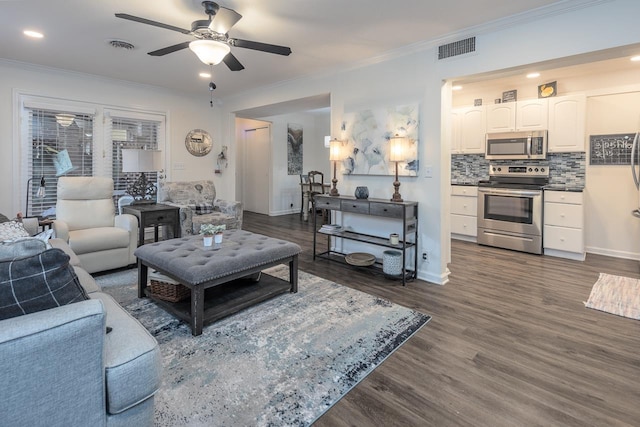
[108,39,135,50]
[438,37,475,60]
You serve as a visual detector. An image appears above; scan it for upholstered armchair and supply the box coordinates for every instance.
[157,180,243,236]
[52,177,137,274]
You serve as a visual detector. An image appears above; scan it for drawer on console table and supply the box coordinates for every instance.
[369,202,405,218]
[341,200,370,215]
[315,197,341,210]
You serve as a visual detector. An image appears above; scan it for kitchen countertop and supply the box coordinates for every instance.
[450,181,478,186]
[544,185,584,192]
[451,182,585,192]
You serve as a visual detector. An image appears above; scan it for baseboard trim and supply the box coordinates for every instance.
[585,246,640,261]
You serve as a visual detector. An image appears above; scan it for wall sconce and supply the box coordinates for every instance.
[329,138,343,196]
[121,149,162,203]
[389,134,407,202]
[25,176,46,217]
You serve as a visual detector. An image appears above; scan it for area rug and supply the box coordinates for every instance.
[584,273,640,320]
[96,266,431,426]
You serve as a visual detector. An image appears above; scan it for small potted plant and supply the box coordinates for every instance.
[200,224,226,246]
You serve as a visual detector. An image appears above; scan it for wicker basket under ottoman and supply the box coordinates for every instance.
[149,270,190,302]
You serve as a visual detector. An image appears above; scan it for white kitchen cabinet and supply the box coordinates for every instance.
[451,185,478,241]
[486,99,548,132]
[548,94,586,152]
[543,190,585,260]
[451,106,485,154]
[485,103,516,132]
[516,99,548,130]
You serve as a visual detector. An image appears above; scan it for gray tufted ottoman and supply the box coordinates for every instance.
[134,229,301,335]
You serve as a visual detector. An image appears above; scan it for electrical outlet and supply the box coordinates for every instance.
[290,203,293,208]
[422,252,428,261]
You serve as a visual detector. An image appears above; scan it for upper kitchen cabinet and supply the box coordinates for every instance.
[486,99,548,132]
[451,106,486,154]
[516,99,549,130]
[486,103,516,132]
[548,94,586,152]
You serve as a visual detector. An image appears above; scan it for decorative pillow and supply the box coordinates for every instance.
[0,248,89,320]
[0,221,30,242]
[190,203,215,215]
[0,238,49,262]
[0,213,10,224]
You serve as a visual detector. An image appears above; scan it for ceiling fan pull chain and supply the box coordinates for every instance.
[209,64,215,107]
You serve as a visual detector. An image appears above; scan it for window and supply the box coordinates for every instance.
[106,112,164,202]
[24,107,95,217]
[20,95,166,218]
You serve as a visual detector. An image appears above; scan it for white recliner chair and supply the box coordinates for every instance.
[52,177,138,274]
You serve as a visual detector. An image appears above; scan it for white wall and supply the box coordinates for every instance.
[586,91,640,259]
[0,60,225,217]
[220,0,640,284]
[257,111,330,215]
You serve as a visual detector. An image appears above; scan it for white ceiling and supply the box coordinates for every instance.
[1,0,583,100]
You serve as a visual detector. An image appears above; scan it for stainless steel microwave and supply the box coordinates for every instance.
[485,130,548,160]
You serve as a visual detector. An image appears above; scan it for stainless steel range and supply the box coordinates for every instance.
[477,164,549,254]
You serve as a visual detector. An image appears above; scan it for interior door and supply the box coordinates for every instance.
[243,126,270,215]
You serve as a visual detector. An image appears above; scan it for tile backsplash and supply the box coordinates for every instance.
[451,152,586,188]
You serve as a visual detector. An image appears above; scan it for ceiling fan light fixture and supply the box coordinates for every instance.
[189,39,230,65]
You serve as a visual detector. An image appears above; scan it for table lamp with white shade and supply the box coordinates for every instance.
[329,138,343,197]
[121,149,161,203]
[389,134,407,202]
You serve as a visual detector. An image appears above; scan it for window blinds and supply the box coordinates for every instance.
[26,108,94,217]
[107,114,162,200]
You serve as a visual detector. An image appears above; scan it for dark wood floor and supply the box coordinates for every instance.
[243,211,640,427]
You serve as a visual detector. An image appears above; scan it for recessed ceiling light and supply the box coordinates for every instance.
[631,55,640,62]
[526,72,540,78]
[452,85,463,91]
[23,30,43,39]
[199,72,211,78]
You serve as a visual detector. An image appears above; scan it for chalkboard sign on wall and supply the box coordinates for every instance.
[589,133,637,165]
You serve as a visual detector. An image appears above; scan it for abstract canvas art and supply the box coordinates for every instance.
[341,103,419,176]
[287,123,303,175]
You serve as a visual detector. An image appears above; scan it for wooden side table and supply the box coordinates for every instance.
[122,203,180,246]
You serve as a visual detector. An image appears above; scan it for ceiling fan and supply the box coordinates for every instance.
[115,1,292,71]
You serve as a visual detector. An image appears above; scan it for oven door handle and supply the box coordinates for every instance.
[478,188,541,197]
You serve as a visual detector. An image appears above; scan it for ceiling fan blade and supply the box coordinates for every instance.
[231,39,292,56]
[223,52,245,71]
[115,13,191,35]
[209,7,242,34]
[148,42,191,56]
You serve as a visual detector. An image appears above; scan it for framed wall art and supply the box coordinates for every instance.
[341,103,419,176]
[287,123,303,175]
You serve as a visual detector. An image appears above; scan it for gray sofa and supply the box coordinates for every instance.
[0,238,162,427]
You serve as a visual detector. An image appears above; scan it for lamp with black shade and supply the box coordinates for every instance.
[121,149,161,204]
[389,134,407,202]
[329,138,343,197]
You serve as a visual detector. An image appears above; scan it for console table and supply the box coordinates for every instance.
[312,195,418,285]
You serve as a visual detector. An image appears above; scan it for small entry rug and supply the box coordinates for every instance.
[97,266,431,426]
[584,273,640,320]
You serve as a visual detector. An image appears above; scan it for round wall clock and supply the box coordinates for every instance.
[185,129,213,157]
